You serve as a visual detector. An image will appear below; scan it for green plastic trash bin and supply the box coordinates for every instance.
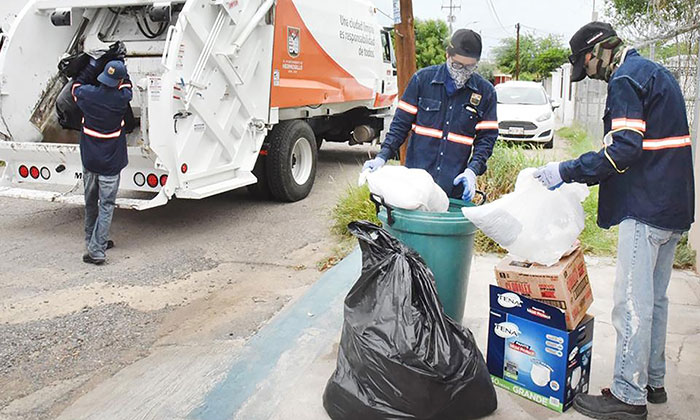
[373,193,484,322]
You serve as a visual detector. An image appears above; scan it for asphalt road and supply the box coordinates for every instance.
[0,142,375,420]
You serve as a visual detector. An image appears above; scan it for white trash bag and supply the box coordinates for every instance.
[359,166,449,213]
[461,168,589,266]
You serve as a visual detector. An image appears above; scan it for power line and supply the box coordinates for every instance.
[485,0,512,36]
[442,0,462,35]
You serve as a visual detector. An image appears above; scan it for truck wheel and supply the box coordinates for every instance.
[266,120,318,202]
[247,151,272,199]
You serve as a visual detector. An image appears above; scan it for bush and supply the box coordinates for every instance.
[331,184,379,237]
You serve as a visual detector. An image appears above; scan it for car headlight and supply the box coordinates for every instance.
[536,112,552,122]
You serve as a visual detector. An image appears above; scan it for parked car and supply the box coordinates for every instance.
[495,81,559,149]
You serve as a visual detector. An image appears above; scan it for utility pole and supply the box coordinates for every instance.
[442,0,461,35]
[515,23,521,80]
[394,0,416,163]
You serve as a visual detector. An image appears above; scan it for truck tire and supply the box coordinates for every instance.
[247,152,272,199]
[266,120,318,202]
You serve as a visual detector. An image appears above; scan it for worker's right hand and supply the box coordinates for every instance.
[363,157,386,173]
[534,162,564,190]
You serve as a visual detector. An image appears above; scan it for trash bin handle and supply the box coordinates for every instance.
[474,190,487,206]
[369,193,395,226]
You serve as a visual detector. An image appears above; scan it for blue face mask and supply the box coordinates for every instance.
[447,57,478,88]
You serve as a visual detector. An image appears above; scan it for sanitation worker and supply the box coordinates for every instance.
[534,22,694,420]
[363,29,498,202]
[72,60,133,265]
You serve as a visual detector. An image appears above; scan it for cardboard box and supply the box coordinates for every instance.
[487,285,595,412]
[494,248,593,330]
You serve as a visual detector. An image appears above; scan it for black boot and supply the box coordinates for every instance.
[573,388,648,420]
[646,385,667,404]
[83,253,105,265]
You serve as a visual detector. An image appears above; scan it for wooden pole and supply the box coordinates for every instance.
[394,0,416,164]
[515,23,520,81]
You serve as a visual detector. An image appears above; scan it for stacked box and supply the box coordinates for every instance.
[494,248,593,330]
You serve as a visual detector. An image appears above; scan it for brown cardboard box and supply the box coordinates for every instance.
[494,248,593,330]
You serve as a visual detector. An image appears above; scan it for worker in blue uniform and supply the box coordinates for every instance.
[534,22,694,420]
[363,29,499,202]
[72,60,133,265]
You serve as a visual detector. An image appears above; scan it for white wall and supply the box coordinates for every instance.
[544,63,576,126]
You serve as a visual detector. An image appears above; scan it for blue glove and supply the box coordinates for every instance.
[363,156,386,172]
[453,168,477,202]
[534,162,564,190]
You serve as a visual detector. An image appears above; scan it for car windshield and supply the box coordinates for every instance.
[496,86,548,105]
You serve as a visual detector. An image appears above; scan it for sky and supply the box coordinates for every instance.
[374,0,607,59]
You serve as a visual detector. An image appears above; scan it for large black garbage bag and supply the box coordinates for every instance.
[323,221,498,420]
[56,41,136,133]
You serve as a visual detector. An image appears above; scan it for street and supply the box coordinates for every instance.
[0,142,374,420]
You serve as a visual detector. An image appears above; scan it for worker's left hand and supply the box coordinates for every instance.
[453,168,477,202]
[534,162,564,190]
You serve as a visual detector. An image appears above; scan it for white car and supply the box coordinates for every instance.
[495,81,559,148]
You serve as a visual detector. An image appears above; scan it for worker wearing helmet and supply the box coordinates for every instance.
[535,22,694,420]
[72,60,133,265]
[363,29,498,202]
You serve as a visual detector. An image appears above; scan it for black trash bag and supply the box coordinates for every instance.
[56,41,136,133]
[323,221,498,420]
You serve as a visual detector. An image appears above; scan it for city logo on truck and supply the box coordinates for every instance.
[287,26,300,58]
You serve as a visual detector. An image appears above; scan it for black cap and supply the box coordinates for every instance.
[447,29,482,60]
[568,22,617,82]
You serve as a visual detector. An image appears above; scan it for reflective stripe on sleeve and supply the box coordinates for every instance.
[72,83,82,102]
[447,132,474,145]
[83,126,122,139]
[643,135,691,151]
[412,124,443,139]
[611,118,646,132]
[397,100,418,115]
[119,83,132,90]
[475,121,499,130]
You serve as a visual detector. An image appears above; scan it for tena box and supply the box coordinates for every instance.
[487,285,594,412]
[494,247,593,330]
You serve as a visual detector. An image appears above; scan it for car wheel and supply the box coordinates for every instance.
[266,120,318,202]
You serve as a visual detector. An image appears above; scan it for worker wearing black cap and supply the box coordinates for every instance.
[363,29,498,202]
[535,22,694,420]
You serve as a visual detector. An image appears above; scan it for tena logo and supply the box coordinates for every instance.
[497,292,523,309]
[494,322,521,339]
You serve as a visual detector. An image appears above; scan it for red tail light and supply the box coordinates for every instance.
[30,166,40,179]
[18,165,29,178]
[146,174,159,188]
[181,163,188,174]
[160,175,168,186]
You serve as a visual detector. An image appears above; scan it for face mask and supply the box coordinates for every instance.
[447,57,477,89]
[585,36,625,82]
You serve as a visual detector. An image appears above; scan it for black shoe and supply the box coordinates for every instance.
[573,388,647,420]
[106,240,115,250]
[83,253,105,265]
[646,385,667,404]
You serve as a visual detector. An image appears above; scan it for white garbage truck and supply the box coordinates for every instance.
[0,0,397,209]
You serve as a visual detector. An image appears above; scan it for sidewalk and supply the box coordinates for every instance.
[54,250,700,419]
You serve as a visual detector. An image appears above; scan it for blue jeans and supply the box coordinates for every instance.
[610,219,682,406]
[83,169,120,260]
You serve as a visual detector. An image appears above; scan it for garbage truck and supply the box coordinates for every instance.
[0,0,397,209]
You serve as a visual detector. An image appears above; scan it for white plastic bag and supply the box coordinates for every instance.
[359,166,449,213]
[461,168,589,266]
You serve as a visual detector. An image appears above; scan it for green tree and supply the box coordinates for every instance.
[493,34,569,81]
[414,19,449,69]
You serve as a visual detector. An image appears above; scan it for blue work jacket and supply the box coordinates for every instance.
[73,79,133,176]
[378,64,499,198]
[560,49,694,231]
